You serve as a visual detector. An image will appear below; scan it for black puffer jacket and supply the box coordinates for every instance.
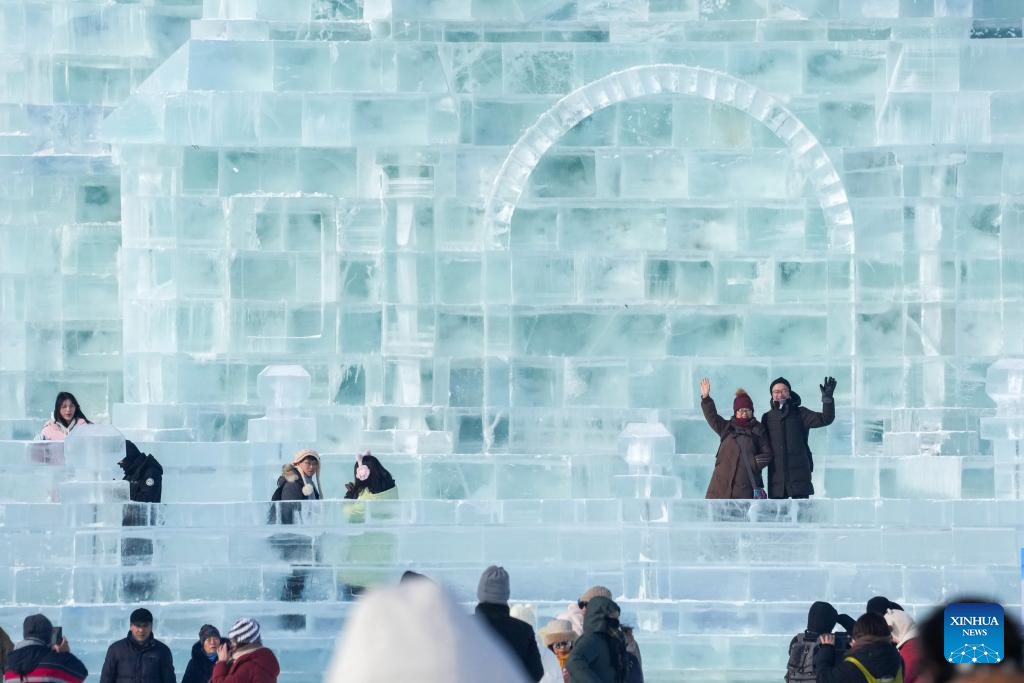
[813,640,903,683]
[761,390,834,499]
[5,640,88,682]
[566,596,628,683]
[99,633,175,683]
[120,441,163,504]
[475,603,545,682]
[181,640,216,683]
[273,464,321,525]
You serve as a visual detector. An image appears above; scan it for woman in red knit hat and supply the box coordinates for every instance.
[698,377,773,499]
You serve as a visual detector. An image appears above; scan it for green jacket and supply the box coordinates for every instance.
[339,486,399,589]
[565,596,626,683]
[344,485,399,523]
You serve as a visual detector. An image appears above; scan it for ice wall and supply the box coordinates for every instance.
[3,1,1024,682]
[0,0,202,433]
[87,0,1021,467]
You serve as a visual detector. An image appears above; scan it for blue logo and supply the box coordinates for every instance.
[944,602,1004,664]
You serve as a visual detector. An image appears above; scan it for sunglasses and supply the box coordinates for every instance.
[577,600,587,610]
[553,641,573,649]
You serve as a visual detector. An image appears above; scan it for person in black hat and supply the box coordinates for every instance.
[785,601,855,683]
[99,608,175,683]
[182,624,221,683]
[119,440,164,505]
[865,596,903,616]
[4,614,88,683]
[761,376,836,499]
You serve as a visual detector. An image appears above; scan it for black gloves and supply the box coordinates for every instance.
[820,376,837,400]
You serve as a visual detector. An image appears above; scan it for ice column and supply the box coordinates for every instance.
[616,423,676,608]
[247,365,317,442]
[981,359,1024,500]
[58,424,130,503]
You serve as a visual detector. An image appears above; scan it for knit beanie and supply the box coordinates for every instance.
[476,565,511,604]
[292,448,320,466]
[130,608,153,625]
[769,377,791,393]
[23,614,53,643]
[579,585,613,603]
[733,389,754,413]
[198,624,221,642]
[228,618,261,645]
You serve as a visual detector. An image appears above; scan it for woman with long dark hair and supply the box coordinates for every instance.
[39,391,91,441]
[340,451,398,598]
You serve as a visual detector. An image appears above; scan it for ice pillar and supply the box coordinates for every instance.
[981,359,1024,500]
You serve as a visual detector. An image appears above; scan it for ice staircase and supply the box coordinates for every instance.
[0,363,1022,683]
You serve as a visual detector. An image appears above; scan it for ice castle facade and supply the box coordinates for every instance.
[2,0,1024,681]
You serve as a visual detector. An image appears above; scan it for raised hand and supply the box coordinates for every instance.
[217,642,230,663]
[819,376,837,399]
[700,377,711,399]
[818,633,835,646]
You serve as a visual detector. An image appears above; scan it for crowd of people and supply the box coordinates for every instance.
[14,390,1022,683]
[4,577,1022,683]
[41,376,837,505]
[786,595,1024,683]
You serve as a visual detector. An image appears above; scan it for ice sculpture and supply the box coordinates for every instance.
[248,365,316,442]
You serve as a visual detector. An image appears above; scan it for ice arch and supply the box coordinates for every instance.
[483,64,854,251]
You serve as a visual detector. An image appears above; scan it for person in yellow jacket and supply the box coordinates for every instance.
[340,452,399,597]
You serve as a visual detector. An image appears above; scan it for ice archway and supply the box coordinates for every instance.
[484,64,854,251]
[479,64,857,449]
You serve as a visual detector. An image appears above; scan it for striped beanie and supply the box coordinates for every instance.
[228,618,261,645]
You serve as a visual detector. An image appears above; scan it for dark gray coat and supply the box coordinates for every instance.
[475,603,545,682]
[99,634,175,683]
[566,596,627,683]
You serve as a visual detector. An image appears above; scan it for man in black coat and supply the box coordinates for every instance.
[99,608,175,683]
[566,596,628,683]
[761,376,836,499]
[4,614,88,683]
[474,565,544,682]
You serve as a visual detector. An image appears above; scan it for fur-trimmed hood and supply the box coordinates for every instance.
[280,463,300,482]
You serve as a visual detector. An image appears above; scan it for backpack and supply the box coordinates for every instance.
[786,632,852,682]
[785,635,817,683]
[267,481,285,524]
[845,656,903,683]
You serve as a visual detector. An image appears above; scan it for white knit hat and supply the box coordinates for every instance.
[228,617,261,645]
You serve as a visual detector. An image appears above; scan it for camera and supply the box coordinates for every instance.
[50,626,63,647]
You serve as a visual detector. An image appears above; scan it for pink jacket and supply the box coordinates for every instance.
[39,418,86,441]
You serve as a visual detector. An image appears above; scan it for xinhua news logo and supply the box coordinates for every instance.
[944,602,1004,664]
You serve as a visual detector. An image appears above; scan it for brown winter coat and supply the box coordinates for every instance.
[701,397,773,499]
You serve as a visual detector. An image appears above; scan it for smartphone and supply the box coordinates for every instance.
[50,626,63,647]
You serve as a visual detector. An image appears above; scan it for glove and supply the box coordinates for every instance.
[820,376,837,400]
